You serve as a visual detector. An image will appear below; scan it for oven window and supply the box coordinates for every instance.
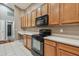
[33,38,41,51]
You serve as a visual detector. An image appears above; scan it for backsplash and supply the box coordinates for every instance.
[23,24,79,36]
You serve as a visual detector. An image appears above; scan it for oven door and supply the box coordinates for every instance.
[31,36,44,56]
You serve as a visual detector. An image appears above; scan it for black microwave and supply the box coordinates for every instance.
[35,14,48,27]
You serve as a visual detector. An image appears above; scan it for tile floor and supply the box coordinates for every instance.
[0,40,33,56]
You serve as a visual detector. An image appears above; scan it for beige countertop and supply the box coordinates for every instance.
[44,35,79,47]
[18,31,39,35]
[18,31,79,47]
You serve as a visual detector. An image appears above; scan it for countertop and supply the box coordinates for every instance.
[44,35,79,47]
[18,31,39,35]
[18,31,79,47]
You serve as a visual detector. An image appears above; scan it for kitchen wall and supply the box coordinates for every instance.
[14,6,25,39]
[25,24,79,36]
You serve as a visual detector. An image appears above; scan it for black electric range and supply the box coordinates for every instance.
[31,29,51,56]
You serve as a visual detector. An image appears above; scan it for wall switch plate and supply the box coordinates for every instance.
[60,29,64,32]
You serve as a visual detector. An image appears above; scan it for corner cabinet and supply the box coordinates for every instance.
[27,14,32,27]
[37,7,41,17]
[60,3,79,24]
[48,3,60,25]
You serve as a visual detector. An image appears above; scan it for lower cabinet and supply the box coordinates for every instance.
[44,39,79,56]
[23,35,32,50]
[57,49,76,56]
[23,35,27,46]
[44,39,57,56]
[26,35,32,50]
[44,44,56,56]
[57,43,79,56]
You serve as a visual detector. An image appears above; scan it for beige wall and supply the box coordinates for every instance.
[14,6,25,39]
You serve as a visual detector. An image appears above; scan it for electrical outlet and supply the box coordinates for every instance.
[60,29,64,32]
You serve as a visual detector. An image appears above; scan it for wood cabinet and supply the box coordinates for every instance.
[48,3,60,25]
[37,7,41,17]
[44,39,79,56]
[60,3,79,24]
[57,49,76,56]
[41,4,48,16]
[26,35,32,50]
[27,14,32,27]
[57,43,79,56]
[44,39,57,56]
[23,35,27,46]
[31,10,36,27]
[23,34,32,50]
[21,16,28,28]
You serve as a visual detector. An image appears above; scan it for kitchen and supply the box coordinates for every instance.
[0,3,79,56]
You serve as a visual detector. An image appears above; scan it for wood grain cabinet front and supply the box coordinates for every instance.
[60,3,79,24]
[26,35,32,50]
[21,16,28,28]
[57,43,79,56]
[31,10,36,27]
[27,14,32,27]
[44,39,57,56]
[44,39,79,56]
[37,7,41,17]
[48,3,60,25]
[23,35,27,46]
[41,4,48,16]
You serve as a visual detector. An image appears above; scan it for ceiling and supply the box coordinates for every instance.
[4,3,32,10]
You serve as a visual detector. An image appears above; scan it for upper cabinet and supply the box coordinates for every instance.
[48,3,60,25]
[60,3,79,24]
[21,16,28,28]
[41,4,48,16]
[31,10,36,27]
[37,7,41,17]
[27,13,32,27]
[21,3,79,29]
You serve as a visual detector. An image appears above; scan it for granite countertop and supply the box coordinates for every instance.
[44,35,79,47]
[18,31,39,35]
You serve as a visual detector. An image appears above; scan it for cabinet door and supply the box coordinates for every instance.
[25,16,28,27]
[41,4,48,15]
[27,36,32,50]
[57,49,76,56]
[57,43,79,56]
[49,3,60,25]
[44,44,56,56]
[21,17,23,28]
[23,16,26,28]
[60,3,79,24]
[37,7,41,17]
[27,14,32,27]
[23,35,27,46]
[32,10,36,27]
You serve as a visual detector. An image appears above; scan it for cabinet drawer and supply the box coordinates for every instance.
[44,39,56,47]
[57,43,79,55]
